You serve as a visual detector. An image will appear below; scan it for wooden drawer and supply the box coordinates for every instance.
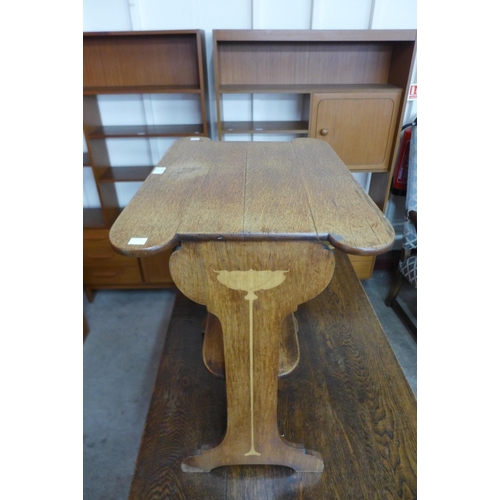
[84,265,143,285]
[84,229,137,267]
[348,255,375,280]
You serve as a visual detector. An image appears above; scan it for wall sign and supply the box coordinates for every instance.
[408,84,417,101]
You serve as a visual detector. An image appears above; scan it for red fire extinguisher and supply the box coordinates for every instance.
[391,118,417,196]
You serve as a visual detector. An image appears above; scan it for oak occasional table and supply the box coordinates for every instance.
[110,137,396,474]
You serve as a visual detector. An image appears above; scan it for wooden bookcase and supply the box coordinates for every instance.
[213,29,417,279]
[83,30,209,300]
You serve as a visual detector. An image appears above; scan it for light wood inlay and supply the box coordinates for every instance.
[214,269,288,456]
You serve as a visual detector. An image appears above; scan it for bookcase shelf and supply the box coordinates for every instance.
[222,120,308,135]
[219,83,400,93]
[96,166,154,183]
[84,85,202,96]
[87,124,204,139]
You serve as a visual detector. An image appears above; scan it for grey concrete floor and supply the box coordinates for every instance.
[83,270,416,500]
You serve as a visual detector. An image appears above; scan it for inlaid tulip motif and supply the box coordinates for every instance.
[214,269,288,456]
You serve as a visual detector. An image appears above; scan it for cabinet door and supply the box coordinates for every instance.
[140,248,174,285]
[310,90,401,172]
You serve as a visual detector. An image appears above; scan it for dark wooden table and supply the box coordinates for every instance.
[110,137,409,479]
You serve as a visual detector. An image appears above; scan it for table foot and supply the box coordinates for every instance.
[181,436,324,472]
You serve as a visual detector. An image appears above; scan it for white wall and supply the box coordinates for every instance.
[83,0,417,239]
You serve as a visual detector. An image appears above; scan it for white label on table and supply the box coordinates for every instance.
[152,167,166,174]
[190,137,200,141]
[128,237,148,245]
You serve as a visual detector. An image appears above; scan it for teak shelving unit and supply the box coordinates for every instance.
[213,29,417,279]
[83,30,208,300]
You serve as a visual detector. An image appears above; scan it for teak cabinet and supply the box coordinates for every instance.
[213,29,417,279]
[83,30,209,300]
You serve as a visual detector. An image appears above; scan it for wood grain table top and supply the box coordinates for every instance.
[110,137,395,257]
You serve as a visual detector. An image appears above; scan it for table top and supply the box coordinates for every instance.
[110,137,394,257]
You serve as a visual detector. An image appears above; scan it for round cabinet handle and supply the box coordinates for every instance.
[320,129,328,136]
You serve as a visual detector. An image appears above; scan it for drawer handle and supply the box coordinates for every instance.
[92,271,120,277]
[86,253,115,260]
[320,129,328,136]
